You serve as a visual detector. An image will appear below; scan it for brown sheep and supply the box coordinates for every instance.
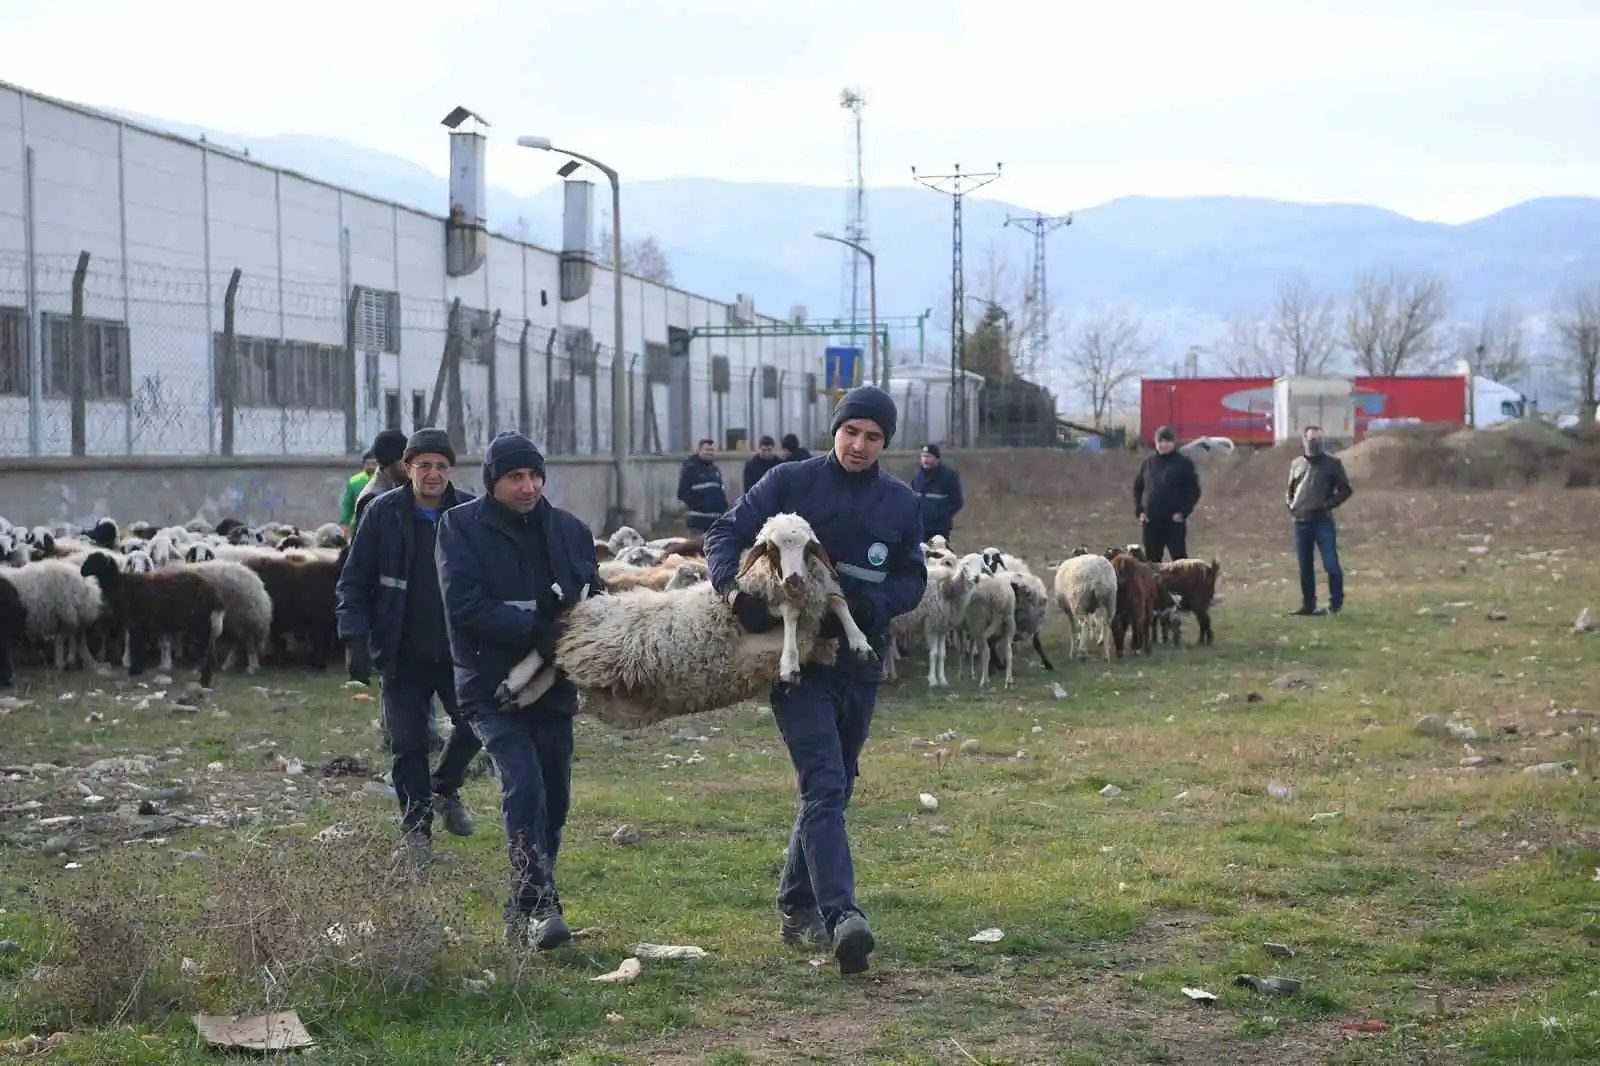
[1108,551,1158,657]
[243,553,341,668]
[601,555,709,593]
[1155,558,1220,645]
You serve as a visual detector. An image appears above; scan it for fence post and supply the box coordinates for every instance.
[343,287,361,455]
[220,267,241,457]
[518,321,531,436]
[68,251,89,457]
[426,298,458,430]
[487,309,502,440]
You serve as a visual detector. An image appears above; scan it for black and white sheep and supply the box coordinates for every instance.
[80,552,223,685]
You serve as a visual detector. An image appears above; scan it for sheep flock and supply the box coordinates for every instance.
[0,511,1222,705]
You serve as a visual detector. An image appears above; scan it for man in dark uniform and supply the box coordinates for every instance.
[677,438,729,534]
[1132,425,1202,562]
[353,428,409,528]
[743,435,783,494]
[435,431,602,951]
[334,427,481,868]
[704,385,927,976]
[910,443,964,547]
[780,433,812,462]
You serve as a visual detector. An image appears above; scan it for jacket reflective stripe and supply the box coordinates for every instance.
[921,492,950,499]
[837,563,887,584]
[686,510,723,519]
[378,576,408,590]
[503,599,538,612]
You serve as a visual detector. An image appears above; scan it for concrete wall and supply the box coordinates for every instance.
[0,449,983,536]
[0,79,831,461]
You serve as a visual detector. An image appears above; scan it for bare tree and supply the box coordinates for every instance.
[1220,277,1339,377]
[1343,269,1449,375]
[1065,307,1149,426]
[1454,307,1529,383]
[1553,285,1600,425]
[1219,312,1273,376]
[597,229,674,286]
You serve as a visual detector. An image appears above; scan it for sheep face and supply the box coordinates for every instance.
[122,549,156,574]
[607,525,645,552]
[665,561,710,589]
[184,543,217,564]
[980,546,1006,575]
[741,513,831,599]
[614,544,664,568]
[1125,544,1148,562]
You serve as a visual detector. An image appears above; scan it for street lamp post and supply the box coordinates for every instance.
[814,231,878,386]
[517,135,631,531]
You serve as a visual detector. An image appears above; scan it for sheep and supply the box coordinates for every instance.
[0,560,103,669]
[1004,568,1055,670]
[0,531,27,567]
[600,554,705,593]
[1154,557,1221,645]
[188,559,275,674]
[1051,554,1118,663]
[593,525,646,560]
[885,554,982,687]
[1108,552,1159,657]
[312,522,348,549]
[240,552,340,668]
[80,552,222,685]
[499,512,876,729]
[183,542,218,564]
[0,572,22,686]
[959,570,1018,688]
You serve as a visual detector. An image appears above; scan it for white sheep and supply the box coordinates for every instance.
[500,512,876,729]
[0,560,104,669]
[959,570,1018,688]
[187,559,275,674]
[885,554,982,687]
[1051,554,1118,663]
[1004,568,1055,670]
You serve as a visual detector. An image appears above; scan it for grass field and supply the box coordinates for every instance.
[1,467,1597,1064]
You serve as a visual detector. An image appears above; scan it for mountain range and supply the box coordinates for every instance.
[104,106,1600,401]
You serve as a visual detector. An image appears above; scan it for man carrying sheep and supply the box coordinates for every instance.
[1132,425,1202,562]
[334,428,482,870]
[435,431,602,952]
[704,384,928,976]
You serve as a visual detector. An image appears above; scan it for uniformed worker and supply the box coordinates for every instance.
[704,384,927,976]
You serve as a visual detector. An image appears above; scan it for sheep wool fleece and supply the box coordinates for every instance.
[703,453,928,931]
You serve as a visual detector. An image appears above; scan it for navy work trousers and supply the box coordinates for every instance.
[381,659,482,835]
[470,707,575,919]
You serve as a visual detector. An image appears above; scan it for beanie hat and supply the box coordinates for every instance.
[921,443,941,458]
[1155,425,1176,443]
[781,433,801,451]
[403,427,455,466]
[482,431,546,490]
[829,385,898,445]
[370,428,408,467]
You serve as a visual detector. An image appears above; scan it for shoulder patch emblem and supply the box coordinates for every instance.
[867,541,889,567]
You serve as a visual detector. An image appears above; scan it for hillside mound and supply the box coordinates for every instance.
[1342,422,1576,489]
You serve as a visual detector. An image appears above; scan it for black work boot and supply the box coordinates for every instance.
[778,907,828,949]
[831,911,875,975]
[1287,605,1326,617]
[433,792,476,837]
[507,908,572,951]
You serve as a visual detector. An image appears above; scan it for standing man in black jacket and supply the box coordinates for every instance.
[1132,425,1202,562]
[677,438,729,534]
[743,435,783,494]
[334,427,481,869]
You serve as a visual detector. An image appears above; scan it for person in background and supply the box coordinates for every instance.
[436,431,602,951]
[677,438,729,534]
[780,432,812,463]
[704,385,927,977]
[334,428,481,869]
[1132,425,1202,562]
[910,443,964,548]
[1286,424,1354,617]
[353,428,410,528]
[743,435,783,495]
[340,449,377,536]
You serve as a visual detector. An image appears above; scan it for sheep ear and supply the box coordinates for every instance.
[735,542,769,582]
[804,539,836,576]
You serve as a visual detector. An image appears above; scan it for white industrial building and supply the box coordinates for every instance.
[0,79,831,459]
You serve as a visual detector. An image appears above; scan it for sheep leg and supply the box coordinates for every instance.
[76,631,99,669]
[975,635,990,688]
[1099,611,1115,663]
[512,665,560,709]
[1001,636,1015,688]
[246,639,261,675]
[121,632,132,670]
[503,648,546,700]
[777,600,802,683]
[53,633,67,670]
[220,645,238,673]
[1197,609,1213,645]
[158,635,174,672]
[1032,633,1055,671]
[826,594,876,660]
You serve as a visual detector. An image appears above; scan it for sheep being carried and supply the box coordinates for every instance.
[498,512,876,729]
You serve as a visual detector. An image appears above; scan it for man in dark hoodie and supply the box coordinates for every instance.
[1132,425,1203,562]
[677,438,729,534]
[780,432,812,462]
[334,427,481,869]
[353,428,410,529]
[435,431,602,951]
[1285,424,1354,616]
[742,435,783,495]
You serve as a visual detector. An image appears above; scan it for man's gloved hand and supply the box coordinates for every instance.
[345,639,373,685]
[727,589,781,634]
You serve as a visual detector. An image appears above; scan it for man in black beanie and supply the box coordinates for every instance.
[353,427,410,528]
[703,384,927,976]
[435,430,603,951]
[335,426,480,870]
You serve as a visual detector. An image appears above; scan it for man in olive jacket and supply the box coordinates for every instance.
[1285,424,1354,616]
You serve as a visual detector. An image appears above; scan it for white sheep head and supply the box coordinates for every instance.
[739,512,832,599]
[607,525,645,552]
[122,548,156,574]
[980,546,1006,575]
[184,543,217,563]
[614,544,664,568]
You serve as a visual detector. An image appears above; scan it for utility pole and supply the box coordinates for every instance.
[1004,211,1072,380]
[913,162,1002,446]
[838,89,869,358]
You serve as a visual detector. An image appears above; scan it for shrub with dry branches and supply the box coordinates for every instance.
[1343,268,1449,375]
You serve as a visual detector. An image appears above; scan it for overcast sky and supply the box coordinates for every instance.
[5,0,1596,224]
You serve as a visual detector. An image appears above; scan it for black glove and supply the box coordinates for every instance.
[346,639,373,685]
[730,591,780,634]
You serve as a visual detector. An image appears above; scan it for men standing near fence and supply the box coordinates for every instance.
[339,449,378,537]
[436,431,602,951]
[334,427,482,871]
[704,384,927,977]
[743,435,783,495]
[1132,426,1202,562]
[1286,425,1353,617]
[678,438,729,534]
[911,444,964,547]
[353,428,410,528]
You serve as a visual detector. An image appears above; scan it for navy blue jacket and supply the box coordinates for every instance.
[334,480,474,671]
[910,463,964,538]
[677,457,729,530]
[434,493,600,714]
[742,454,783,495]
[704,453,927,680]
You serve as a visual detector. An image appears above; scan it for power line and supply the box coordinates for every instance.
[912,162,1002,446]
[1004,211,1073,377]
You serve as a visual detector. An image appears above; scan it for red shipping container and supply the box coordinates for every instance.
[1140,376,1469,446]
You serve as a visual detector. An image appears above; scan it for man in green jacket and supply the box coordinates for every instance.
[340,449,379,536]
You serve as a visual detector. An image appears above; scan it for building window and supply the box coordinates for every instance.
[0,307,25,396]
[412,389,427,430]
[212,333,348,411]
[354,287,401,354]
[42,314,131,400]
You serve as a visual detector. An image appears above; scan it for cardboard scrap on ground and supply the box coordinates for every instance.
[631,943,708,960]
[193,1011,315,1053]
[591,957,642,984]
